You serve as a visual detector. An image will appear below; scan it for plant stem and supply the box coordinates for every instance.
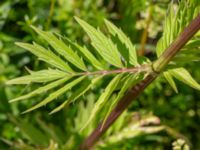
[139,5,153,56]
[80,13,200,150]
[78,64,151,76]
[80,73,157,150]
[46,0,55,30]
[153,13,200,72]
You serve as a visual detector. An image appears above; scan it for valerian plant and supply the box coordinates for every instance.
[7,0,200,149]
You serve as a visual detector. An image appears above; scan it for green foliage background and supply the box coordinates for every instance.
[0,0,199,149]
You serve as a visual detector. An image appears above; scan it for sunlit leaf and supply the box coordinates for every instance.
[163,72,178,93]
[49,76,102,114]
[156,1,200,90]
[6,69,68,85]
[75,17,123,68]
[169,68,200,90]
[22,76,86,113]
[15,42,73,73]
[9,76,71,103]
[65,38,104,70]
[31,26,87,71]
[104,19,138,66]
[81,74,123,130]
[102,74,140,126]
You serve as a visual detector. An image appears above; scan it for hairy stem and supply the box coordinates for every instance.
[80,13,200,150]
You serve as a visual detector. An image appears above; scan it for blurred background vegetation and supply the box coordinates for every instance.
[0,0,199,149]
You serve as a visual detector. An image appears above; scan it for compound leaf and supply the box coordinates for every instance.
[22,76,86,113]
[81,74,123,130]
[9,76,71,103]
[6,69,68,85]
[104,19,138,66]
[169,68,200,90]
[31,26,87,71]
[15,42,73,73]
[75,17,123,68]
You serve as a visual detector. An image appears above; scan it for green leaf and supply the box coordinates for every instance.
[157,1,200,54]
[31,26,87,71]
[9,76,71,103]
[81,74,123,130]
[102,74,139,126]
[15,42,73,73]
[163,72,178,93]
[9,115,49,146]
[75,17,123,68]
[6,69,68,85]
[22,76,86,113]
[104,19,138,66]
[156,1,200,89]
[36,118,63,145]
[169,68,200,90]
[49,76,102,114]
[185,38,200,49]
[65,38,104,70]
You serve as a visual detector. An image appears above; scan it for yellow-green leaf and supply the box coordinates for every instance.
[49,76,102,114]
[9,76,71,103]
[6,69,68,85]
[104,19,138,66]
[31,26,87,71]
[75,17,123,68]
[15,42,73,73]
[22,76,86,113]
[169,68,200,90]
[163,72,178,93]
[81,74,123,130]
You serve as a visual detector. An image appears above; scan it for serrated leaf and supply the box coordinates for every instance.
[169,68,200,90]
[81,74,123,130]
[9,76,71,103]
[104,19,138,66]
[64,38,104,70]
[6,69,68,85]
[174,54,200,61]
[163,72,178,93]
[15,42,73,73]
[156,0,200,73]
[22,76,86,113]
[102,74,139,127]
[31,26,87,71]
[49,76,102,114]
[75,17,123,68]
[156,1,200,57]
